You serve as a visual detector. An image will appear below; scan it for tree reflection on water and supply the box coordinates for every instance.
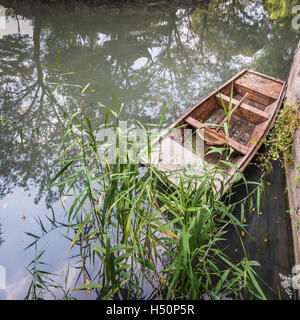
[0,0,298,300]
[0,0,297,206]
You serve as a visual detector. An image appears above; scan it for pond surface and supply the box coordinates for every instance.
[0,0,299,299]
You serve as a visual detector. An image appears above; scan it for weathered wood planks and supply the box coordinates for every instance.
[215,93,248,131]
[215,93,269,124]
[185,116,249,155]
[234,71,282,100]
[143,136,205,186]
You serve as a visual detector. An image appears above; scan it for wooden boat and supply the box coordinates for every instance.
[141,69,286,192]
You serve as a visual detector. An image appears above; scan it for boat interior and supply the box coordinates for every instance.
[164,70,284,168]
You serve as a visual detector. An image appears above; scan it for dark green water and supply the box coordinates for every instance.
[224,155,294,300]
[0,0,299,299]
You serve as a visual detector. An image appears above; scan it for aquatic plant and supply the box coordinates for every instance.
[23,81,266,300]
[258,100,299,171]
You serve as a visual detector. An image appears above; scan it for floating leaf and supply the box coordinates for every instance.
[61,197,67,208]
[84,278,92,294]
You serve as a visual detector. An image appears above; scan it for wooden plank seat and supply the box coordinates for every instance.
[141,136,206,187]
[150,136,204,169]
[234,71,282,100]
[215,93,270,124]
[185,116,249,155]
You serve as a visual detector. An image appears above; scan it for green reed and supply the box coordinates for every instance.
[24,83,266,300]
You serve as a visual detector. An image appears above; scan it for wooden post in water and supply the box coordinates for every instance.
[285,39,300,299]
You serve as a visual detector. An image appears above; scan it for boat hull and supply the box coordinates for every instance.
[142,69,286,192]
